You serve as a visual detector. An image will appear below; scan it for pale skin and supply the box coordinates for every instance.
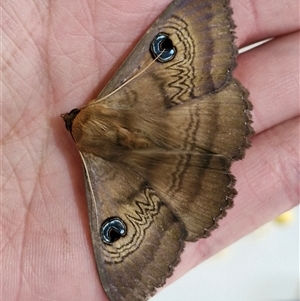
[2,0,299,300]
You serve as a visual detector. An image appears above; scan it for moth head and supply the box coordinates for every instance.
[61,108,81,133]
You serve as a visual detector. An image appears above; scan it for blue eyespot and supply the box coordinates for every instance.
[101,217,127,244]
[150,33,176,63]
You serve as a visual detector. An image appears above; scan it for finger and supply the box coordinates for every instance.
[232,0,300,47]
[234,31,300,134]
[99,0,300,53]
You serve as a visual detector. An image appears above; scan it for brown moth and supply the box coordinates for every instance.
[61,0,253,300]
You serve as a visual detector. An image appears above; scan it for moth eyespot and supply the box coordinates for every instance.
[100,217,127,244]
[150,33,176,63]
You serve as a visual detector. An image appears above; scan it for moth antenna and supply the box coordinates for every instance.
[83,50,166,108]
[78,151,99,228]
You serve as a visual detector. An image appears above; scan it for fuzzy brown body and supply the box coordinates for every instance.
[62,0,253,300]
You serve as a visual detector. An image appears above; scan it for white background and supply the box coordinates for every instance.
[151,206,299,301]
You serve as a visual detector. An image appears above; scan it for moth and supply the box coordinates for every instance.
[61,0,253,300]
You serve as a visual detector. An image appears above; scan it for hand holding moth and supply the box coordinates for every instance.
[61,2,255,299]
[2,1,299,301]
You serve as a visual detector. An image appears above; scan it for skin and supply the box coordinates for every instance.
[2,0,299,300]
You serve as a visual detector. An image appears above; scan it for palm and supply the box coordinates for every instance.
[2,1,299,301]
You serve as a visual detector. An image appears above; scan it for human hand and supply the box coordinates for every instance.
[2,1,299,300]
